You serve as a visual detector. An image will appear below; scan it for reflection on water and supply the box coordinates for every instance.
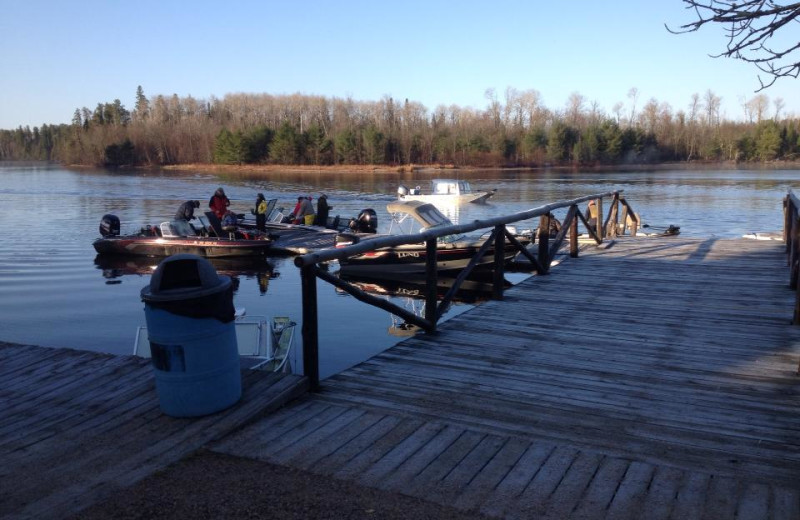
[94,254,280,295]
[337,271,506,338]
[0,164,796,378]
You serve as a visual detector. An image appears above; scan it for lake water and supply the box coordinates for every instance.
[0,164,796,379]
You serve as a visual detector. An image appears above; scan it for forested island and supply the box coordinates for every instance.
[1,86,798,169]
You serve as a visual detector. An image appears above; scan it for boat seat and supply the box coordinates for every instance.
[270,208,286,223]
[159,222,178,237]
[204,211,227,238]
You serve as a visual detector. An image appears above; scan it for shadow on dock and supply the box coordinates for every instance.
[0,343,306,519]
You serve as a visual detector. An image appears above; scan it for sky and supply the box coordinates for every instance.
[1,0,798,129]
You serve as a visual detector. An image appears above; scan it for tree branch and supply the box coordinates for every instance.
[666,1,800,90]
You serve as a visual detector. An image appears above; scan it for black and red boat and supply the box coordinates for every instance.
[92,213,273,258]
[335,201,533,278]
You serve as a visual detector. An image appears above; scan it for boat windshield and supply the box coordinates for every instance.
[160,220,198,237]
[432,179,459,195]
[387,201,453,233]
[438,233,466,244]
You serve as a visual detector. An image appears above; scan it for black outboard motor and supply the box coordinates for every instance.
[349,208,378,234]
[99,214,121,237]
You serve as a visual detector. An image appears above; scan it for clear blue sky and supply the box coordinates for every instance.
[1,0,797,129]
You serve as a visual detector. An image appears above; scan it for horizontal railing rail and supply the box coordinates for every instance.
[296,190,640,390]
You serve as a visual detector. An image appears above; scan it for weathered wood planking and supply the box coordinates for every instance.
[214,237,800,519]
[0,342,308,519]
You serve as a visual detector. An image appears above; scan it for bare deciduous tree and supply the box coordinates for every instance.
[668,1,800,90]
[627,87,639,127]
[746,93,770,121]
[773,96,786,119]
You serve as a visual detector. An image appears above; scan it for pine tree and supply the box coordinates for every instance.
[134,86,149,121]
[213,129,246,164]
[269,122,300,164]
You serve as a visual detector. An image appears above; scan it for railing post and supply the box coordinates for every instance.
[609,194,620,238]
[794,278,800,325]
[619,203,629,236]
[424,238,438,332]
[596,197,604,242]
[492,224,505,300]
[538,213,551,272]
[785,196,793,256]
[570,205,579,258]
[792,217,800,291]
[300,264,319,391]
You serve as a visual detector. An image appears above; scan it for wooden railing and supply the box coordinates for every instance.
[295,190,640,390]
[784,190,800,324]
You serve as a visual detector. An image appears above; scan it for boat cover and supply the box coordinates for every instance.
[386,200,452,230]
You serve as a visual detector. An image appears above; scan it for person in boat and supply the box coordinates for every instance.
[174,200,200,221]
[254,193,268,232]
[291,196,315,225]
[221,210,239,237]
[314,193,331,227]
[209,187,230,219]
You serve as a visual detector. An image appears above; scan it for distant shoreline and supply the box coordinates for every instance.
[159,161,800,176]
[4,160,800,175]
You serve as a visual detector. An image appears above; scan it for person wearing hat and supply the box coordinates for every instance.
[209,187,230,219]
[314,193,331,227]
[254,193,268,232]
[174,199,200,221]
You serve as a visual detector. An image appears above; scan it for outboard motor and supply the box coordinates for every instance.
[350,208,378,234]
[99,214,120,237]
[397,185,409,197]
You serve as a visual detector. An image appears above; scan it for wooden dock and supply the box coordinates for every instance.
[214,236,800,519]
[0,344,307,519]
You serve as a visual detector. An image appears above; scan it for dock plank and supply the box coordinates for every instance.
[5,236,800,519]
[0,342,307,519]
[212,237,800,519]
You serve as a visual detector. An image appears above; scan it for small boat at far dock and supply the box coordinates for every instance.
[398,179,496,204]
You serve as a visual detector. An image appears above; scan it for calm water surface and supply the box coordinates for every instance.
[0,164,796,378]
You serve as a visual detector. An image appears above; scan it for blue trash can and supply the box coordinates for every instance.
[141,254,241,417]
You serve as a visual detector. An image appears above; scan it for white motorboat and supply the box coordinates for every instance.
[397,179,496,204]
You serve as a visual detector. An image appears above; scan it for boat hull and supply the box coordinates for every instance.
[398,191,494,204]
[338,241,519,278]
[93,236,272,258]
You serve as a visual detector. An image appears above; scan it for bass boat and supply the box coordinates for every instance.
[335,200,532,278]
[93,213,273,258]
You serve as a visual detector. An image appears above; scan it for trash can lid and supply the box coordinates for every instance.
[141,254,232,302]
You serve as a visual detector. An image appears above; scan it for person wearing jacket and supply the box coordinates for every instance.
[209,187,230,219]
[291,196,315,225]
[254,193,268,231]
[174,200,200,221]
[314,194,331,227]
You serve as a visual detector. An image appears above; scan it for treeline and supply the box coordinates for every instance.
[1,86,799,167]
